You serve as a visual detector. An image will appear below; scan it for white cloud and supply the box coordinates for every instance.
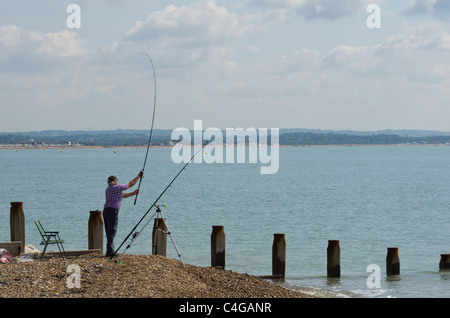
[254,0,372,20]
[193,18,450,130]
[0,25,89,72]
[405,0,436,14]
[35,31,87,58]
[384,21,450,52]
[124,1,260,44]
[91,1,245,68]
[318,21,450,84]
[1,1,450,132]
[405,0,450,18]
[92,0,378,69]
[248,46,260,53]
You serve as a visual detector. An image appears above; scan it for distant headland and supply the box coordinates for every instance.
[2,128,450,148]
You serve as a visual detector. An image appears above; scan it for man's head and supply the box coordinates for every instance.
[107,176,118,186]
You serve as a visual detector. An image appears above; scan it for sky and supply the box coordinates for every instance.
[0,0,450,132]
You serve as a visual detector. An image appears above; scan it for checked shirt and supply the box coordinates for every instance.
[104,184,128,210]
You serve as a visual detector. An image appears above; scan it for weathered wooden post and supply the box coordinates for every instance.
[10,202,25,253]
[88,210,103,254]
[272,233,286,279]
[152,218,167,256]
[439,254,450,270]
[211,225,225,268]
[327,240,340,278]
[386,247,400,276]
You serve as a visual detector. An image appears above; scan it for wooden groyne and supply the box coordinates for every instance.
[10,202,25,253]
[272,233,286,279]
[88,210,103,254]
[386,247,400,276]
[211,225,225,269]
[4,202,101,257]
[327,240,340,278]
[5,201,450,282]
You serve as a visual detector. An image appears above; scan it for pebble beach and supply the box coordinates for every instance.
[0,253,310,298]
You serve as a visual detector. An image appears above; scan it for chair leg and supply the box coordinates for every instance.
[41,244,48,258]
[61,244,66,258]
[57,243,66,259]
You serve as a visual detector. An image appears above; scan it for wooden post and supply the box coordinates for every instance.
[439,254,450,270]
[272,233,286,279]
[211,225,225,269]
[10,202,25,253]
[152,218,167,256]
[327,240,340,278]
[386,247,400,276]
[88,210,103,254]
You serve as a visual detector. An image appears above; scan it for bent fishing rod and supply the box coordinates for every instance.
[109,137,214,267]
[134,53,157,205]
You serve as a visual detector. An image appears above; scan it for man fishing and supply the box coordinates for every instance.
[103,171,144,256]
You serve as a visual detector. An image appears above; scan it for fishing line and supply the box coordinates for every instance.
[134,53,157,205]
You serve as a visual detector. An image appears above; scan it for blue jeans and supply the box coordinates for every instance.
[102,207,119,255]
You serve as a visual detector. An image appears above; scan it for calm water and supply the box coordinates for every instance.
[1,145,450,298]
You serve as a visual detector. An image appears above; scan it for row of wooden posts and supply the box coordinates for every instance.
[213,231,450,278]
[8,202,450,278]
[92,217,450,278]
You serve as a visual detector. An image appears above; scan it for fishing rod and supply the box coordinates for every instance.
[134,53,157,205]
[109,137,214,267]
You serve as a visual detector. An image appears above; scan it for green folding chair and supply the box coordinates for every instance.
[34,219,66,258]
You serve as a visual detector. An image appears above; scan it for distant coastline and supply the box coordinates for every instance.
[2,143,450,150]
[2,128,450,149]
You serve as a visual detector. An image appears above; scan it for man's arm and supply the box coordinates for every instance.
[123,189,139,198]
[127,171,144,189]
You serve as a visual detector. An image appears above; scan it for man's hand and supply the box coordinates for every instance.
[128,172,144,189]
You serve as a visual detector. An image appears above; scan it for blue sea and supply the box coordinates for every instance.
[2,145,450,298]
